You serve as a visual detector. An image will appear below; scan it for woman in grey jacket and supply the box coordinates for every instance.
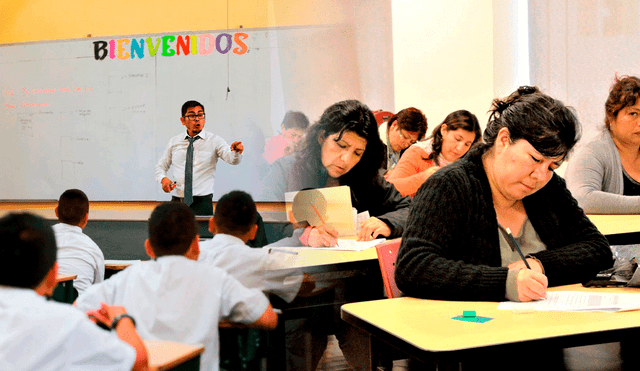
[565,75,640,214]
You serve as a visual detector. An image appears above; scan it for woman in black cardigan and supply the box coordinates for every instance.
[396,86,613,303]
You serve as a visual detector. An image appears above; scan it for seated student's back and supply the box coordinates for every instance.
[0,213,147,371]
[75,201,277,371]
[53,189,105,294]
[199,190,304,303]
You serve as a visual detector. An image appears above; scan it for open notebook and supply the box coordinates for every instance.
[285,186,385,250]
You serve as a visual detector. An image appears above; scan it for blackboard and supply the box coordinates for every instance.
[1,25,381,201]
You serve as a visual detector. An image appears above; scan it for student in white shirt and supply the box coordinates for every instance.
[0,212,148,371]
[199,190,309,303]
[52,188,105,294]
[75,201,278,371]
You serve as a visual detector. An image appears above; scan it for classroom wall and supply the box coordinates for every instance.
[2,0,501,199]
[2,0,497,128]
[1,0,396,201]
[0,1,350,43]
[391,1,495,130]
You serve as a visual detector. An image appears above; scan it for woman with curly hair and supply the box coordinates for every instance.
[262,99,411,247]
[386,109,481,196]
[565,75,640,213]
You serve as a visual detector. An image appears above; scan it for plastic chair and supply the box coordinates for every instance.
[373,110,394,127]
[375,238,402,298]
[219,328,266,371]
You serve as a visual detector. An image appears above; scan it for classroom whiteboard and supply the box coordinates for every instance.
[0,25,386,201]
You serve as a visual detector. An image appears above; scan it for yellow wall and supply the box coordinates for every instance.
[0,0,351,44]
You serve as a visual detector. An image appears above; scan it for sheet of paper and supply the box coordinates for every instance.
[105,259,142,265]
[355,210,370,230]
[336,238,386,251]
[497,291,640,312]
[285,186,355,235]
[284,238,386,251]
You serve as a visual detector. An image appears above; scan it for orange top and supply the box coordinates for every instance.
[386,145,437,197]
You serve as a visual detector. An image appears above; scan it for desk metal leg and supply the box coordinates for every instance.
[369,335,380,371]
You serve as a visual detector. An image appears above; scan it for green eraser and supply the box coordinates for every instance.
[462,311,476,318]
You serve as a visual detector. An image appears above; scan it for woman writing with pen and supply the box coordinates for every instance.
[396,86,613,304]
[261,100,411,371]
[262,99,411,247]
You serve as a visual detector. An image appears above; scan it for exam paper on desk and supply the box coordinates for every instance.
[498,291,640,312]
[283,238,386,251]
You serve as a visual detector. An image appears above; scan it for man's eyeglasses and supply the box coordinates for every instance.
[184,113,205,121]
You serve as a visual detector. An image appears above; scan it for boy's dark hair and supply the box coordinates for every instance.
[0,213,57,289]
[281,111,310,130]
[214,190,257,236]
[148,202,198,257]
[57,189,89,225]
[181,100,205,117]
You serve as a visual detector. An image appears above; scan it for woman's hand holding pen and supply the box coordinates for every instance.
[308,224,338,247]
[515,269,548,302]
[508,258,547,301]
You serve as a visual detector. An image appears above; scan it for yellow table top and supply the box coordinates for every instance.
[587,214,640,236]
[56,274,77,283]
[341,284,640,353]
[270,246,378,270]
[145,340,204,371]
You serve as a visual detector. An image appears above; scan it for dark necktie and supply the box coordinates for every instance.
[184,136,200,206]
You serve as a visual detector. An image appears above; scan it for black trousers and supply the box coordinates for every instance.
[172,194,213,216]
[171,194,268,247]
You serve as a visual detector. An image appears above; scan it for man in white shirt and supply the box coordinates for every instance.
[75,201,278,371]
[155,100,244,215]
[0,212,148,371]
[199,190,309,303]
[52,188,105,294]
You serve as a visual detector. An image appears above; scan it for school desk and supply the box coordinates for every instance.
[265,246,383,370]
[340,284,640,370]
[587,214,640,245]
[104,260,142,280]
[52,274,77,304]
[145,340,204,371]
[0,201,286,221]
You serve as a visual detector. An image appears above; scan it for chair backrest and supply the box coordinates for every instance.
[375,238,402,298]
[373,110,394,127]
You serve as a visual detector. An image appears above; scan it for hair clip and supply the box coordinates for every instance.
[518,86,536,95]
